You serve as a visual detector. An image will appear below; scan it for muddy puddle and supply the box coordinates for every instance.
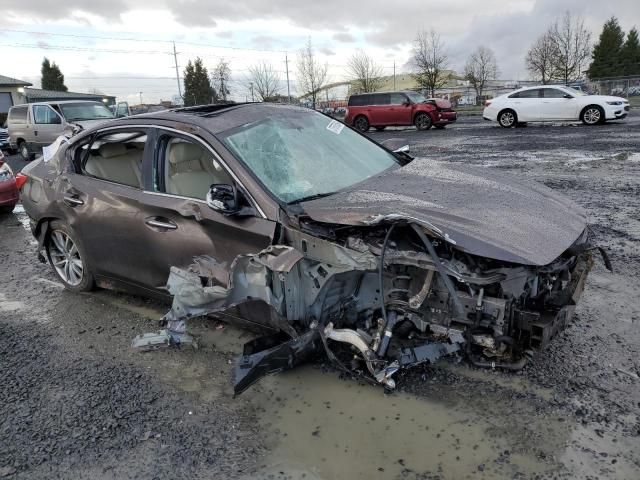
[244,363,573,480]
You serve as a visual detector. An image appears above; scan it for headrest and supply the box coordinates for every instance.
[169,142,206,164]
[99,143,127,158]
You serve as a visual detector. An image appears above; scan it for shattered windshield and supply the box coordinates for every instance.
[220,111,399,203]
[406,92,427,104]
[59,103,115,122]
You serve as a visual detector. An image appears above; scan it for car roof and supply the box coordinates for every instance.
[11,100,105,108]
[79,103,318,136]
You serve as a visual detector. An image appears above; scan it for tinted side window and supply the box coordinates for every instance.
[83,131,147,188]
[517,89,542,98]
[374,94,390,105]
[9,106,28,124]
[542,88,567,98]
[390,93,407,104]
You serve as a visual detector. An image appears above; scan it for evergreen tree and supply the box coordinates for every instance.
[587,17,625,79]
[183,58,216,107]
[41,57,68,91]
[622,27,640,76]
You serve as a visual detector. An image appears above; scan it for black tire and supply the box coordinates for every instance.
[414,112,432,131]
[581,105,604,126]
[18,141,33,161]
[353,115,370,132]
[45,220,95,292]
[0,204,15,214]
[498,109,517,128]
[374,126,386,131]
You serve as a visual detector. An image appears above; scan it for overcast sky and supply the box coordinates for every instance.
[2,0,639,103]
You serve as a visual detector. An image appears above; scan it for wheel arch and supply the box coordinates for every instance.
[413,110,435,124]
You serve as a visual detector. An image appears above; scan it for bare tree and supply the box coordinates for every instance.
[346,50,384,93]
[246,62,281,101]
[548,12,592,83]
[296,38,328,108]
[464,46,499,104]
[211,59,231,101]
[525,32,558,84]
[411,29,449,97]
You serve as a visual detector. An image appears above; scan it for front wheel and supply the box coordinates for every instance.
[46,221,94,292]
[353,115,370,132]
[581,106,604,125]
[414,113,432,131]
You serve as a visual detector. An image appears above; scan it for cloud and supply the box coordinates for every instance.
[319,47,336,56]
[333,32,355,43]
[4,0,130,21]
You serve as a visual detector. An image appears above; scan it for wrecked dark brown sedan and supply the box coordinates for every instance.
[19,103,606,394]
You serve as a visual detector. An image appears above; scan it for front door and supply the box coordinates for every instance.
[540,88,574,120]
[32,104,64,148]
[134,128,276,291]
[510,88,543,121]
[388,93,412,125]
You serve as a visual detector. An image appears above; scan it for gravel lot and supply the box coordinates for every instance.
[1,114,639,479]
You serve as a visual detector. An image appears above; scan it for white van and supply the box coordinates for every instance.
[7,101,117,160]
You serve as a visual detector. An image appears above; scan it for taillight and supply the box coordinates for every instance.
[15,172,28,190]
[485,100,492,107]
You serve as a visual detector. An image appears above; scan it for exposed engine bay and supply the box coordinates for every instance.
[132,216,602,395]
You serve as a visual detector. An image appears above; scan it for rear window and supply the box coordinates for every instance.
[9,106,28,124]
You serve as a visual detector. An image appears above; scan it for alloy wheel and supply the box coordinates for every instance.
[354,116,369,132]
[583,108,601,125]
[48,230,84,286]
[500,111,515,127]
[20,144,29,160]
[415,113,432,130]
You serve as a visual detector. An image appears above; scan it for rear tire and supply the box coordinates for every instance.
[0,204,15,214]
[414,112,432,131]
[581,105,604,125]
[498,109,517,128]
[353,115,370,132]
[18,141,33,161]
[45,220,95,292]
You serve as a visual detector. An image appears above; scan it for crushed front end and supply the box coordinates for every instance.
[134,218,600,395]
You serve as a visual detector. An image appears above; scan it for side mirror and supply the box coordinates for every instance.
[206,184,256,217]
[402,100,411,106]
[563,94,573,99]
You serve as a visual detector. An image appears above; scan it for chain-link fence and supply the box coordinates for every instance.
[586,76,640,97]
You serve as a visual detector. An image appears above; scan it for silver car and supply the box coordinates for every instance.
[8,101,115,160]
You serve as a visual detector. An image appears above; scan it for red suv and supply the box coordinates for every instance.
[344,91,457,132]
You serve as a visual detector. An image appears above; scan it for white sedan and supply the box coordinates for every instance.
[483,86,630,127]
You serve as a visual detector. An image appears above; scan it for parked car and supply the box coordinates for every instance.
[345,91,456,132]
[0,124,10,152]
[0,150,20,213]
[8,100,115,161]
[483,86,630,127]
[18,103,599,394]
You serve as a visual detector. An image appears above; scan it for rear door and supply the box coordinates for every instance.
[132,127,275,290]
[32,104,64,148]
[509,89,543,121]
[368,94,391,125]
[61,127,152,286]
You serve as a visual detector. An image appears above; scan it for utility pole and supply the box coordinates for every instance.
[172,41,182,100]
[249,82,254,102]
[285,53,291,103]
[393,60,396,90]
[139,92,143,105]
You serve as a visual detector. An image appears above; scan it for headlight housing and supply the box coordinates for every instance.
[607,101,623,106]
[0,162,14,182]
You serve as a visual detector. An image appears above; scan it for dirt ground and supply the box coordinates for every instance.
[1,114,639,480]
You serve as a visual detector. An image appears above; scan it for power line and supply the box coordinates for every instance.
[0,42,171,55]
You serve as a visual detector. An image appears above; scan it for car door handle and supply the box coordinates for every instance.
[145,217,177,230]
[63,194,84,206]
[34,130,38,136]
